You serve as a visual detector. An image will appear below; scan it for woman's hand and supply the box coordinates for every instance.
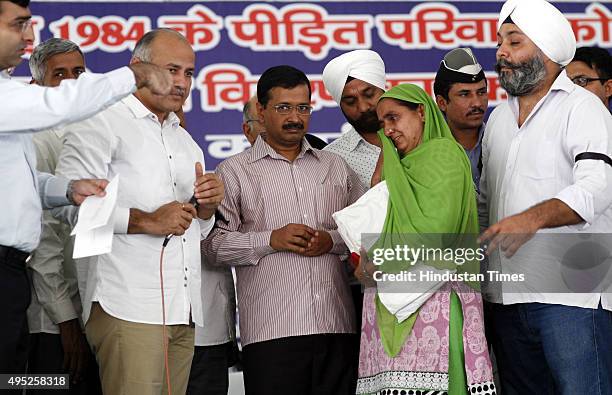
[355,247,377,288]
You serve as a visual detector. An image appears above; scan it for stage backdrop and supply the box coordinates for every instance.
[17,1,612,168]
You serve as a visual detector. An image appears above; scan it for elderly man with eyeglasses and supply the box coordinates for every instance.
[203,65,365,395]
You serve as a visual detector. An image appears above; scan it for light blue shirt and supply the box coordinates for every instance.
[0,67,136,252]
[464,124,485,193]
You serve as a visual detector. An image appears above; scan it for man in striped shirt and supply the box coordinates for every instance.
[203,65,365,395]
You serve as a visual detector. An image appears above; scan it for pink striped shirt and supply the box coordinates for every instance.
[202,136,366,346]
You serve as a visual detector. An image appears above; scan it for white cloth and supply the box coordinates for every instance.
[332,180,389,254]
[498,0,576,66]
[55,95,214,326]
[378,265,448,323]
[323,126,381,189]
[478,70,612,310]
[0,67,137,252]
[322,50,386,104]
[27,128,81,334]
[333,181,446,322]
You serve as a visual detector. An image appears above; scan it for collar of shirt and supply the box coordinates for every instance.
[121,94,181,128]
[507,70,575,125]
[248,134,320,163]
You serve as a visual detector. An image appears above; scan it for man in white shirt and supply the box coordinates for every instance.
[322,50,385,190]
[56,28,224,395]
[478,1,612,393]
[26,38,101,394]
[0,0,172,375]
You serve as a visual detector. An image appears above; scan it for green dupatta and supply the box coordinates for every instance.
[371,83,480,357]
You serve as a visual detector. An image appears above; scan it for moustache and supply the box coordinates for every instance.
[494,59,521,74]
[282,122,304,130]
[170,88,186,97]
[466,108,485,116]
[354,110,381,133]
[357,110,378,123]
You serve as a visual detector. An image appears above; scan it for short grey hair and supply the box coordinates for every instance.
[29,38,83,82]
[132,28,189,62]
[242,100,252,123]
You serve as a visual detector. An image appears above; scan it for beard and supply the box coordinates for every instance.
[342,108,380,134]
[495,53,546,97]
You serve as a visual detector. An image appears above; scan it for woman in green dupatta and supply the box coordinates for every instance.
[355,84,496,395]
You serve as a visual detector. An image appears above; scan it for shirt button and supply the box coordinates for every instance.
[299,187,303,192]
[183,238,186,242]
[184,284,187,287]
[314,294,320,299]
[173,182,177,186]
[303,214,307,218]
[184,267,188,272]
[169,155,172,159]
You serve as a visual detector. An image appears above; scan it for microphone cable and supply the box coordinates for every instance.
[159,197,198,394]
[160,234,173,395]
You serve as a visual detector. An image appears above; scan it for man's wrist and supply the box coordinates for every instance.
[198,207,215,220]
[128,208,154,234]
[65,180,77,205]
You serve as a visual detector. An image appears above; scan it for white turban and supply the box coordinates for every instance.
[498,0,576,66]
[322,50,386,105]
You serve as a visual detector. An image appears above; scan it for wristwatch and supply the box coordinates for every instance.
[66,180,77,205]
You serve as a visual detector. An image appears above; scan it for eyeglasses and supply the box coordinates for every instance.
[571,76,607,87]
[12,18,33,33]
[272,104,313,115]
[245,119,261,124]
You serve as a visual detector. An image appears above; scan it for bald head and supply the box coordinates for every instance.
[130,28,195,124]
[242,95,265,145]
[132,28,191,63]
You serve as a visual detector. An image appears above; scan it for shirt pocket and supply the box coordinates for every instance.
[314,183,347,229]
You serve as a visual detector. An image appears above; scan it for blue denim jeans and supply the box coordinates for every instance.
[487,302,612,395]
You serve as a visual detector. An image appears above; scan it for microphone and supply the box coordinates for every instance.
[162,196,197,247]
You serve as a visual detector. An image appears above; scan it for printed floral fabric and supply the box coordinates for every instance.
[357,282,496,394]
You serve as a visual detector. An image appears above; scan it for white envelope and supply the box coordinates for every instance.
[71,175,119,259]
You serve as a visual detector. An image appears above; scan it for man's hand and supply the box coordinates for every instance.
[69,179,108,205]
[58,319,90,385]
[128,62,172,96]
[194,162,224,220]
[479,199,584,258]
[270,224,317,254]
[478,212,539,258]
[128,201,196,236]
[354,247,377,288]
[302,230,333,257]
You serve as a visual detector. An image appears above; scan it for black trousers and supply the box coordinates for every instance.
[0,253,30,374]
[27,333,102,395]
[242,334,358,395]
[187,341,238,395]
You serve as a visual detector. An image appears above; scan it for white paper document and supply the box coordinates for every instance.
[71,175,119,259]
